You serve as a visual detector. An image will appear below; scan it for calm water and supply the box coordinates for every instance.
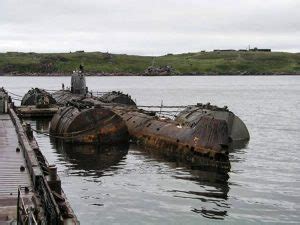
[1,76,300,224]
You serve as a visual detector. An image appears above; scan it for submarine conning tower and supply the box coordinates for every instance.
[71,70,87,95]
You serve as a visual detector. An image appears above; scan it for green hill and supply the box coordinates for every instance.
[0,51,299,75]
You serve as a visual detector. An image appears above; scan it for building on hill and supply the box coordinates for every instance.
[213,48,271,52]
[249,47,271,52]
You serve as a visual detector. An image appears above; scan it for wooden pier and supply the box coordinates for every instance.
[0,114,33,224]
[0,88,79,225]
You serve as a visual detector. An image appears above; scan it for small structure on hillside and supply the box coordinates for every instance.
[213,49,236,52]
[144,65,173,75]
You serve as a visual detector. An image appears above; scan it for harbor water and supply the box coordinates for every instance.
[1,75,299,224]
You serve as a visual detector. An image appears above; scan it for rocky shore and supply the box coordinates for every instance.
[1,72,299,76]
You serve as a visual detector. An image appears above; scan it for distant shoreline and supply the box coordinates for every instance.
[1,51,299,76]
[1,72,299,77]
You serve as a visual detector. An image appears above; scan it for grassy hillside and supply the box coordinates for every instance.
[0,51,300,75]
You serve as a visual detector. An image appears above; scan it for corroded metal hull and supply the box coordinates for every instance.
[175,103,250,147]
[49,89,232,171]
[50,105,129,144]
[43,71,249,172]
[51,90,82,106]
[110,107,231,171]
[21,88,56,106]
[99,91,136,106]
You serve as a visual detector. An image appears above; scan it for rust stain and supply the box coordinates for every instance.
[50,106,129,144]
[49,90,232,171]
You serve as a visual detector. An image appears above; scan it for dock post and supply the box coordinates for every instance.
[17,186,20,225]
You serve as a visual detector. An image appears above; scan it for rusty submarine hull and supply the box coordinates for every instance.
[175,103,250,148]
[19,70,250,172]
[21,87,56,107]
[49,103,129,144]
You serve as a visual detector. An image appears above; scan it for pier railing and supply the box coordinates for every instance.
[17,186,38,225]
[9,104,64,225]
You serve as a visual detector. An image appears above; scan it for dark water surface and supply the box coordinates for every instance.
[1,76,300,224]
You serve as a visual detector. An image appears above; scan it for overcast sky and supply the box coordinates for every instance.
[0,0,299,55]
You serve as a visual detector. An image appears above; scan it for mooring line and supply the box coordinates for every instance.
[138,105,188,108]
[12,97,22,101]
[7,91,23,97]
[30,114,118,140]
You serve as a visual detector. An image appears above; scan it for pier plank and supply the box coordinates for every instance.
[0,114,33,222]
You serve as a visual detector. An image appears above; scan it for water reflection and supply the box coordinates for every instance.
[229,139,249,151]
[30,118,129,177]
[130,145,230,220]
[35,119,51,132]
[4,75,299,225]
[51,140,129,177]
[31,118,231,221]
